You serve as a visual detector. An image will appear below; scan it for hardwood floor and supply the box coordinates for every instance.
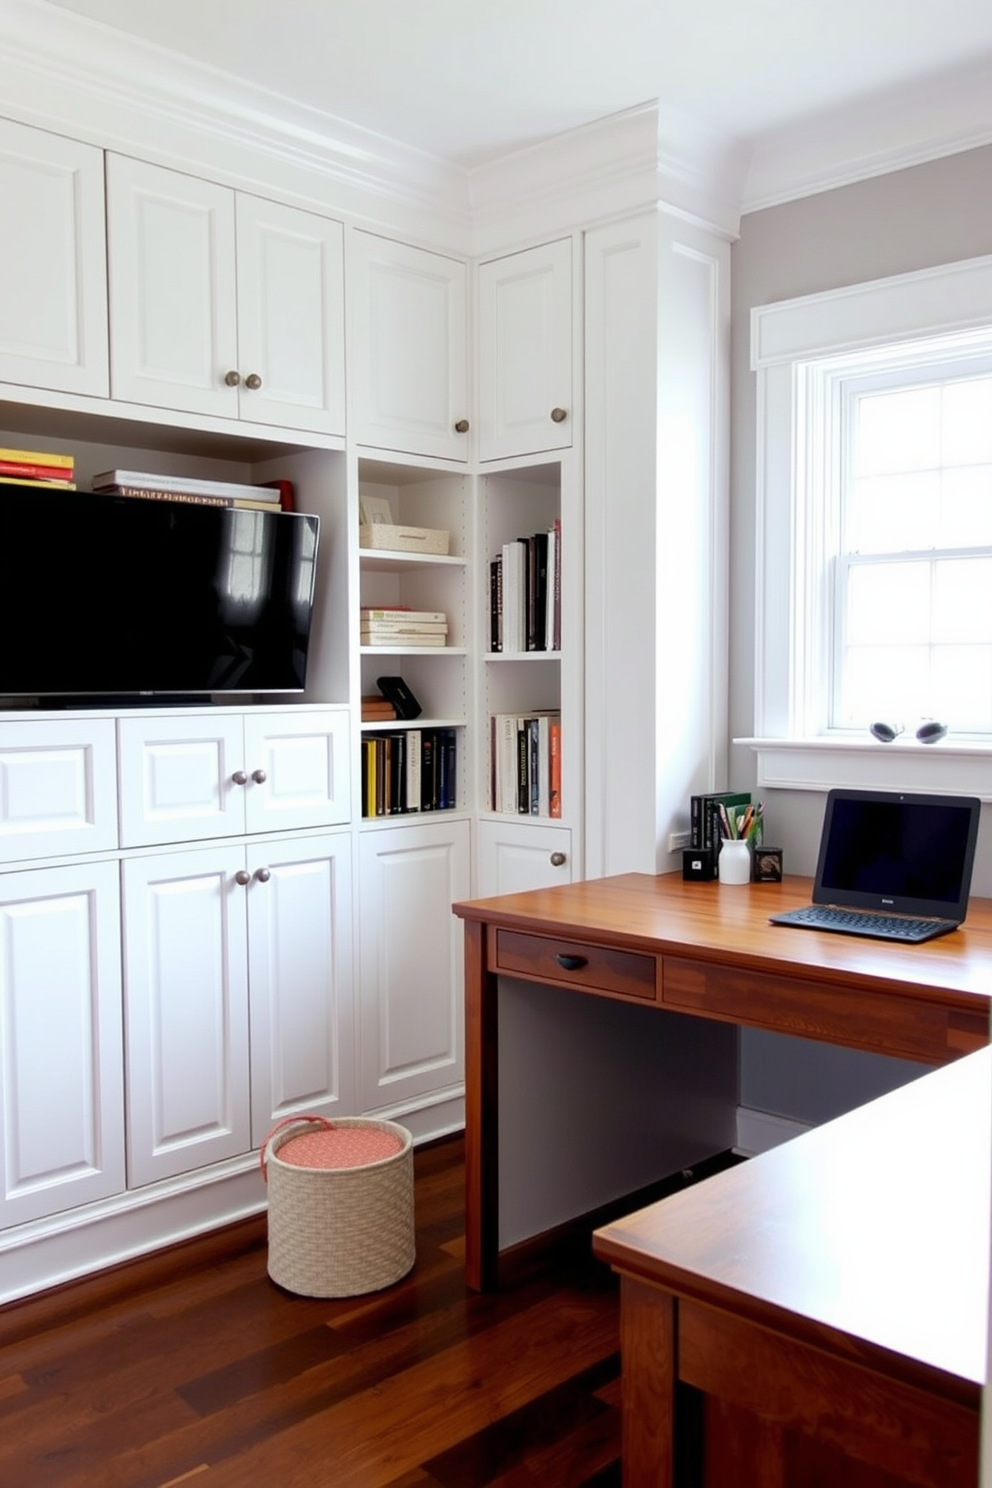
[0,1138,623,1488]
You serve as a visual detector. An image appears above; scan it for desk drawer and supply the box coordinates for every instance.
[661,956,982,1064]
[493,929,658,1002]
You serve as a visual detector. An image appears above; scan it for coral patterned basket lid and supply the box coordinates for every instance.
[260,1116,404,1179]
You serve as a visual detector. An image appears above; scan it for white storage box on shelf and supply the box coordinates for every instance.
[359,523,450,555]
[260,1116,415,1297]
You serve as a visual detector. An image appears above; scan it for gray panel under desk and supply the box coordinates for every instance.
[496,974,740,1250]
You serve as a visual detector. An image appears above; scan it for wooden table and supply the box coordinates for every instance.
[592,1045,991,1488]
[453,872,992,1291]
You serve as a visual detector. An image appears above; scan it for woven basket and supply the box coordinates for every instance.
[260,1116,415,1298]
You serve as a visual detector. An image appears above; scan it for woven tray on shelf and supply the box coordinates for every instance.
[260,1115,415,1298]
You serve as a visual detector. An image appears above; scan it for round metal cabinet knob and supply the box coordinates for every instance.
[244,373,262,391]
[224,369,241,387]
[454,418,470,433]
[255,867,271,884]
[234,870,251,886]
[231,770,248,786]
[251,769,267,784]
[550,407,568,424]
[550,851,567,866]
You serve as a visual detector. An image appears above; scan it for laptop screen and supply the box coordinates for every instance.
[813,789,981,920]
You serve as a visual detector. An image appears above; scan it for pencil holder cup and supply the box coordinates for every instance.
[717,838,751,885]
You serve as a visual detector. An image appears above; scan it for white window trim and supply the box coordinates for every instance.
[742,253,992,799]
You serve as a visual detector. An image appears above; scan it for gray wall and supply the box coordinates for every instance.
[729,144,992,1125]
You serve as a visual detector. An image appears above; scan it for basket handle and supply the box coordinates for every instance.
[259,1115,334,1183]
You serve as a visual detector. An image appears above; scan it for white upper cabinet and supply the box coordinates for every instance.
[477,238,573,462]
[349,231,469,461]
[106,156,345,434]
[0,118,109,398]
[0,717,118,864]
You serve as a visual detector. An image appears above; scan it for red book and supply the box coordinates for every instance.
[549,721,562,818]
[0,460,75,481]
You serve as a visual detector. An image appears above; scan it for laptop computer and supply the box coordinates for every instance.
[768,788,981,943]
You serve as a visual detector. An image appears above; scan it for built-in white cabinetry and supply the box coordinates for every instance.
[358,816,470,1131]
[106,155,345,434]
[0,860,124,1227]
[117,709,350,847]
[349,231,469,461]
[0,716,118,861]
[0,117,109,398]
[476,818,572,896]
[477,238,573,462]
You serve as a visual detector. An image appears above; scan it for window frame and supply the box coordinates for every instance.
[742,253,992,799]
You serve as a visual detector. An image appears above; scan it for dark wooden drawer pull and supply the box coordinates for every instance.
[556,953,588,971]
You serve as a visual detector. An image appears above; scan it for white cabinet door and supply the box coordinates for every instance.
[478,239,572,461]
[107,154,240,418]
[0,717,118,864]
[358,817,469,1114]
[248,831,355,1145]
[122,846,250,1187]
[117,713,247,848]
[234,194,345,436]
[476,819,572,897]
[243,711,351,835]
[0,118,109,397]
[350,231,469,461]
[0,861,124,1227]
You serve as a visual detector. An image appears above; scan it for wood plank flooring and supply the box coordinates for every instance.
[0,1138,623,1488]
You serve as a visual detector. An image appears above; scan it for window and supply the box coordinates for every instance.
[748,254,992,794]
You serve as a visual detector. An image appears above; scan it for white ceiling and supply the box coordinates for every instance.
[40,0,992,185]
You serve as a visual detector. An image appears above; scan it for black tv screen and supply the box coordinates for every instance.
[0,484,320,700]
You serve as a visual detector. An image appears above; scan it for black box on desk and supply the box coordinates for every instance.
[683,846,716,881]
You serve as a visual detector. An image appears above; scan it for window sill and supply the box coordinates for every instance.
[735,737,992,802]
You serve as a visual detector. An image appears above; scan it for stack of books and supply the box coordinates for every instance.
[91,469,283,512]
[361,727,457,816]
[490,518,561,654]
[0,446,75,489]
[689,790,752,853]
[360,607,448,648]
[361,694,398,723]
[490,711,561,817]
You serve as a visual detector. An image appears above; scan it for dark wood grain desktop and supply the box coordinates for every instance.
[593,1045,991,1488]
[453,871,992,1292]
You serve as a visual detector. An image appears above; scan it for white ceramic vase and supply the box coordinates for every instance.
[718,838,751,885]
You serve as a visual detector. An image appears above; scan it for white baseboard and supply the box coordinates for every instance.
[735,1106,812,1157]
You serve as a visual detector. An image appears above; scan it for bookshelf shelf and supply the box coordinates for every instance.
[360,717,465,732]
[358,550,466,573]
[359,646,468,658]
[485,651,562,662]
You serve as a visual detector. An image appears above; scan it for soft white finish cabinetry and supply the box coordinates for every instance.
[0,117,109,397]
[477,238,573,462]
[349,231,469,460]
[0,860,124,1227]
[476,818,572,896]
[358,816,469,1134]
[106,155,345,434]
[0,716,118,861]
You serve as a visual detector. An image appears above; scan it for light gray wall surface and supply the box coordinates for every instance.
[730,144,992,1124]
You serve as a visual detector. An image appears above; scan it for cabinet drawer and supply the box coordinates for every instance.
[0,718,118,862]
[493,929,657,1002]
[661,956,981,1064]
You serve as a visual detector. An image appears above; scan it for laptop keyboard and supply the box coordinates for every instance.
[773,905,953,942]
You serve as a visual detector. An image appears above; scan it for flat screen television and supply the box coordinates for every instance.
[0,483,320,701]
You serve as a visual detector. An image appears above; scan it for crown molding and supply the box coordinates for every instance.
[743,55,992,213]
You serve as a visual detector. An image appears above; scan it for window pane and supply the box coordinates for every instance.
[939,466,992,547]
[847,471,937,552]
[837,644,929,726]
[845,562,930,645]
[932,645,992,730]
[855,387,940,476]
[941,377,992,466]
[932,558,992,643]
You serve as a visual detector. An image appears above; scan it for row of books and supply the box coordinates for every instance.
[361,728,458,816]
[490,711,561,817]
[689,790,752,852]
[91,468,289,512]
[0,445,75,489]
[360,607,448,648]
[489,519,561,654]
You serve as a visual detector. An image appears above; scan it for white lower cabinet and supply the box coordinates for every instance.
[0,861,124,1227]
[358,817,470,1118]
[476,819,572,896]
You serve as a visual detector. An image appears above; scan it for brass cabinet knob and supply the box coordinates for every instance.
[231,770,248,786]
[234,869,251,886]
[550,407,568,424]
[251,768,267,784]
[550,851,567,866]
[244,373,262,391]
[255,867,271,884]
[224,370,241,387]
[454,418,470,433]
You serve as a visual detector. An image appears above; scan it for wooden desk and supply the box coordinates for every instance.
[592,1046,991,1488]
[453,872,992,1291]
